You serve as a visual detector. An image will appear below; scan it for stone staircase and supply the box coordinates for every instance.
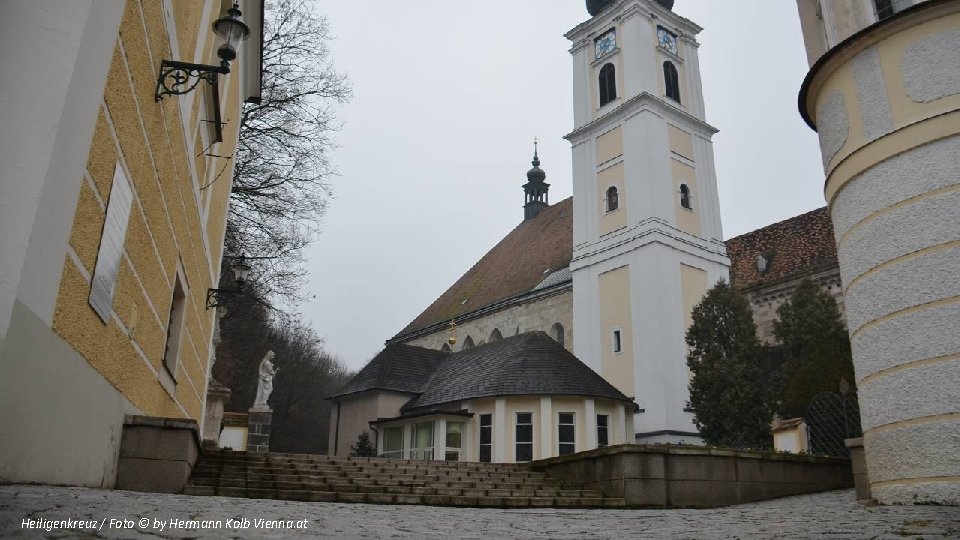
[184,450,625,508]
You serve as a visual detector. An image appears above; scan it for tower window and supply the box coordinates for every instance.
[680,184,692,209]
[664,61,681,103]
[599,63,617,106]
[606,186,619,212]
[612,329,622,353]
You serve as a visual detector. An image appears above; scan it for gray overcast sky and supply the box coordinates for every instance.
[302,0,826,371]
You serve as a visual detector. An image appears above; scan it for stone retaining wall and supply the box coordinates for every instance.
[116,416,201,493]
[531,444,852,508]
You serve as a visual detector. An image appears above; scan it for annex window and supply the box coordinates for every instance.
[612,329,622,353]
[516,412,534,462]
[162,271,187,379]
[606,186,619,212]
[664,61,681,103]
[382,426,404,459]
[558,412,576,455]
[551,323,565,347]
[445,421,464,461]
[597,415,609,447]
[680,184,692,209]
[410,422,434,460]
[599,63,617,106]
[479,414,493,462]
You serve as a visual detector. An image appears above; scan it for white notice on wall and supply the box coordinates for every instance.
[89,163,133,323]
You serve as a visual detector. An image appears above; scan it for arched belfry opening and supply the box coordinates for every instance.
[523,139,550,221]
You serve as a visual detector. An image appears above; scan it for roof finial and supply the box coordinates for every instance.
[532,137,540,167]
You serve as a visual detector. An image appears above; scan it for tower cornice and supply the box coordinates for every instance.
[566,0,702,43]
[570,217,729,272]
[564,92,718,143]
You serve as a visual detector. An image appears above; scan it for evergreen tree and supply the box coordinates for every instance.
[350,431,377,457]
[773,279,856,418]
[686,281,775,449]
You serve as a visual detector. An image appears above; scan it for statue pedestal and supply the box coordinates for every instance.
[246,407,273,454]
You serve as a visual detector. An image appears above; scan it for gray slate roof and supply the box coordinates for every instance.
[405,331,630,411]
[329,343,446,398]
[331,332,632,410]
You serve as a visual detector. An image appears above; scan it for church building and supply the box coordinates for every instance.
[329,0,843,461]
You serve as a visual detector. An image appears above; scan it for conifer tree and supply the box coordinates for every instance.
[686,281,776,449]
[350,431,377,457]
[773,279,856,418]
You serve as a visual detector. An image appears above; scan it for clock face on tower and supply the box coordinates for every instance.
[657,26,678,55]
[595,29,616,59]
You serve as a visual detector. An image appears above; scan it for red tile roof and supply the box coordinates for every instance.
[725,207,838,291]
[396,197,573,338]
[397,203,838,338]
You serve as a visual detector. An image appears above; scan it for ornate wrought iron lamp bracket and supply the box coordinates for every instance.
[206,287,240,310]
[155,60,229,102]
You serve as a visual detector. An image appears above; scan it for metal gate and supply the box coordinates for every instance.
[806,388,862,458]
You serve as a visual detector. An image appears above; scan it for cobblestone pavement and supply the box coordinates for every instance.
[1,485,958,539]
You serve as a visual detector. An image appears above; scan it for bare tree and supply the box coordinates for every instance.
[226,0,351,304]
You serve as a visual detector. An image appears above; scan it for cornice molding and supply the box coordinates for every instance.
[571,217,729,272]
[565,92,718,142]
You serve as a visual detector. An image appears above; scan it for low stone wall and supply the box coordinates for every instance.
[116,416,201,493]
[531,444,853,508]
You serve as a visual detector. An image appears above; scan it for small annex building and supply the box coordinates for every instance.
[329,332,634,462]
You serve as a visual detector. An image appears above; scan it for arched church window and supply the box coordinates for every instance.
[606,186,619,212]
[599,63,617,106]
[489,328,502,342]
[551,323,565,348]
[663,61,680,103]
[680,184,691,209]
[462,336,475,350]
[441,343,451,353]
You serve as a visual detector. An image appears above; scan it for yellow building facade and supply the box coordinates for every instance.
[0,0,262,488]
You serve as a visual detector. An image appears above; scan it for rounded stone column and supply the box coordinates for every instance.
[799,2,960,504]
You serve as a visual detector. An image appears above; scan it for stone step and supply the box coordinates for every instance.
[187,479,598,499]
[186,450,621,509]
[183,484,624,508]
[191,476,573,493]
[194,462,544,479]
[200,456,532,473]
[192,469,558,487]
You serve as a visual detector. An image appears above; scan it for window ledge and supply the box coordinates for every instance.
[591,47,621,67]
[658,46,684,64]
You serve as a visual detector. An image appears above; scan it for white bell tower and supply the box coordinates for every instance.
[567,0,729,444]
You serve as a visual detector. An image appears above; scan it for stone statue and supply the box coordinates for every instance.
[253,350,277,409]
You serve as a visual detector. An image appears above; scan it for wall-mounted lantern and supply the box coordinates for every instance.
[155,2,250,102]
[206,253,252,310]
